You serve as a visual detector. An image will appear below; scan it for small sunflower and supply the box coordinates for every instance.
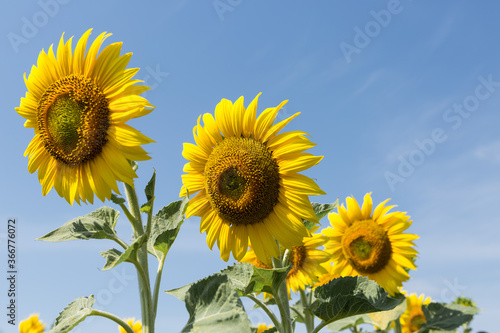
[180,93,324,262]
[119,318,142,333]
[322,193,418,295]
[400,293,431,333]
[19,314,45,333]
[242,233,329,294]
[256,323,273,333]
[16,29,154,205]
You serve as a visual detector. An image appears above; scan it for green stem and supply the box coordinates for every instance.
[112,236,129,251]
[310,320,327,333]
[152,252,167,317]
[118,202,137,227]
[246,294,282,332]
[272,256,292,333]
[124,181,154,333]
[394,317,402,333]
[90,309,135,333]
[300,288,314,333]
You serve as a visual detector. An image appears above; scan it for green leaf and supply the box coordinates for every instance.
[303,200,339,230]
[148,197,189,258]
[310,276,405,324]
[49,296,94,333]
[110,194,125,205]
[167,262,289,302]
[100,234,147,270]
[327,296,407,331]
[141,169,156,213]
[419,303,480,333]
[312,200,338,221]
[181,274,252,333]
[166,283,193,302]
[221,262,290,296]
[37,207,119,242]
[145,169,156,202]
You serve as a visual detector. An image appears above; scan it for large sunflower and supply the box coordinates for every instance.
[180,93,324,262]
[400,293,431,333]
[19,314,45,333]
[16,29,154,205]
[322,193,418,295]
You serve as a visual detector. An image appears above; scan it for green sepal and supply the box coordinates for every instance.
[141,169,156,213]
[179,274,253,333]
[49,295,94,333]
[147,197,188,259]
[327,296,407,331]
[419,302,480,332]
[37,207,119,241]
[310,276,405,324]
[100,234,147,270]
[303,200,339,231]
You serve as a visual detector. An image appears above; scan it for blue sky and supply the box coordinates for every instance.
[1,1,499,332]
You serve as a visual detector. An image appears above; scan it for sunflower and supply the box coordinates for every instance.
[16,29,154,205]
[19,314,45,333]
[180,93,324,262]
[242,233,329,294]
[256,323,273,333]
[322,193,418,295]
[400,293,431,333]
[313,262,339,289]
[119,318,142,333]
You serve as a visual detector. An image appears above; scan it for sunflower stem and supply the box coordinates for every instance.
[124,180,154,333]
[272,256,292,333]
[300,288,314,333]
[246,293,282,332]
[90,309,135,333]
[310,320,327,333]
[395,317,402,333]
[152,252,167,317]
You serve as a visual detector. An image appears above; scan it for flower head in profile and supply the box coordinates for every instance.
[119,318,142,333]
[19,314,45,333]
[16,29,154,205]
[323,193,418,295]
[400,293,431,333]
[180,93,324,262]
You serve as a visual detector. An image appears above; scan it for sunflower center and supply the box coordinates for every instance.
[341,219,392,274]
[37,74,109,166]
[409,311,426,331]
[204,136,280,226]
[288,245,306,276]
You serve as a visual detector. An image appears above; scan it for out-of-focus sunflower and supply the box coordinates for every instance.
[119,318,142,333]
[323,193,418,295]
[16,29,154,205]
[256,323,273,333]
[400,293,431,333]
[180,93,324,262]
[242,233,329,294]
[19,314,45,333]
